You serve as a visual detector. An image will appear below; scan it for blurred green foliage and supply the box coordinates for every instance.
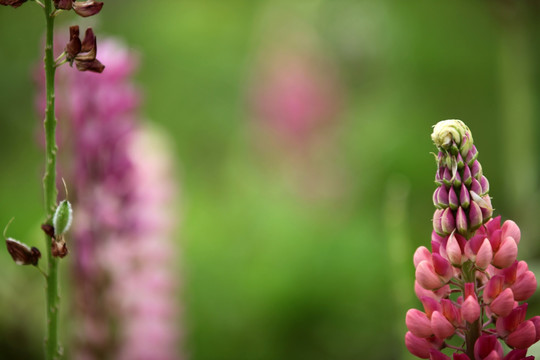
[1,0,540,359]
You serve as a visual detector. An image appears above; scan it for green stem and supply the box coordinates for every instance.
[43,0,60,359]
[462,261,481,359]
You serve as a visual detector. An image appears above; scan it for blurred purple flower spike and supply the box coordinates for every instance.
[36,37,182,360]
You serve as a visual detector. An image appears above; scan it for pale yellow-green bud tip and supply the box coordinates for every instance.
[431,119,473,151]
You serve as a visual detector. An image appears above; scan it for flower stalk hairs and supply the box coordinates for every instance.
[1,0,103,359]
[405,120,540,359]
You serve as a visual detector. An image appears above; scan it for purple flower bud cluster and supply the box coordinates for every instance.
[432,121,492,238]
[36,38,181,360]
[405,120,539,359]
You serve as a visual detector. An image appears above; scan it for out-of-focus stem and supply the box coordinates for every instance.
[42,0,60,358]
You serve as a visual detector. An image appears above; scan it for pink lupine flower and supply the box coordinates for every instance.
[506,321,538,349]
[247,34,347,201]
[405,332,444,359]
[474,335,504,359]
[406,309,433,338]
[431,311,455,340]
[250,50,342,144]
[512,269,537,301]
[36,37,181,360]
[405,120,539,359]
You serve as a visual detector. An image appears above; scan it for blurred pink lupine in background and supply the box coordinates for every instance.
[250,49,342,145]
[36,37,182,360]
[247,11,347,201]
[405,120,539,359]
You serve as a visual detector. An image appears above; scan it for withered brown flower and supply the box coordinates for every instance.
[54,0,103,17]
[65,26,105,73]
[0,0,27,8]
[5,238,41,265]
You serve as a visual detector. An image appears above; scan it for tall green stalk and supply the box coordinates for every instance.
[42,0,60,358]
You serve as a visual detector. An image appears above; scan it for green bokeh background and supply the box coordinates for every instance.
[1,1,540,359]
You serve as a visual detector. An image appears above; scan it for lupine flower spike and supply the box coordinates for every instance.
[405,120,539,359]
[36,38,182,359]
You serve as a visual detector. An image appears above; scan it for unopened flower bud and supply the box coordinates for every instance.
[441,208,455,235]
[452,171,462,188]
[446,233,462,265]
[437,185,449,208]
[5,238,41,266]
[456,153,464,169]
[465,145,478,166]
[433,209,444,235]
[435,168,443,185]
[456,207,468,236]
[468,201,483,231]
[480,195,493,221]
[433,187,441,209]
[449,141,459,156]
[53,200,73,236]
[431,120,472,152]
[448,187,458,211]
[462,283,480,323]
[459,184,470,209]
[471,160,482,180]
[442,167,452,187]
[462,165,472,187]
[461,309,481,330]
[480,175,489,195]
[470,178,482,197]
